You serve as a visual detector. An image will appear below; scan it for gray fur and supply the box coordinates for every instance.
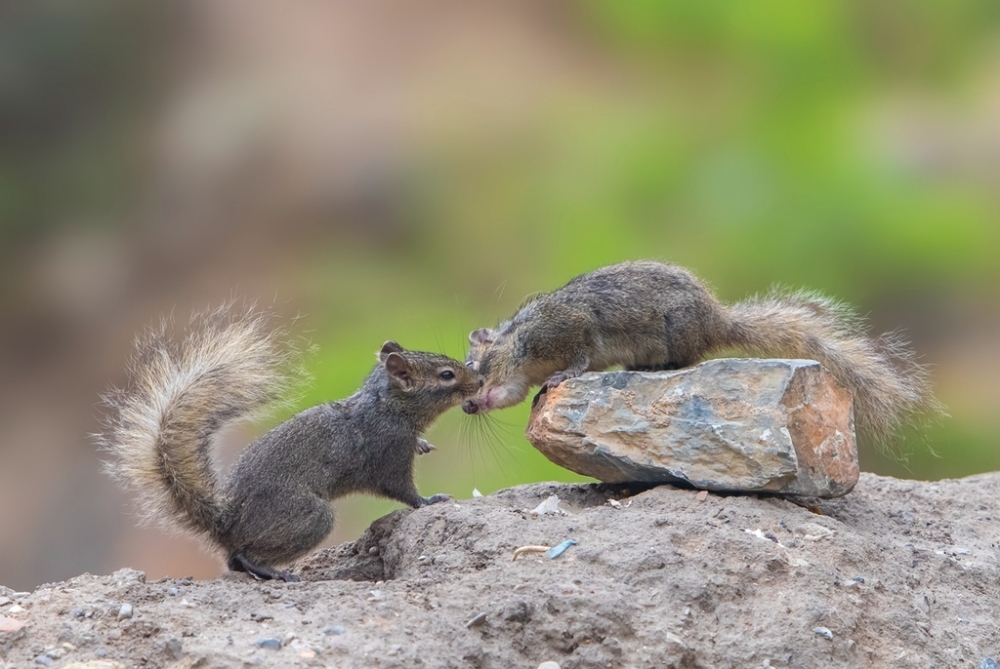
[98,307,481,581]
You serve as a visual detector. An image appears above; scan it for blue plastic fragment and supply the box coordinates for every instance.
[546,540,578,559]
[979,658,999,669]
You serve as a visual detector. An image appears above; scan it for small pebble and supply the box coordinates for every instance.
[44,647,65,659]
[472,488,483,497]
[300,649,317,660]
[980,659,1000,669]
[168,588,179,597]
[282,632,297,646]
[0,616,25,633]
[464,612,487,628]
[165,638,183,660]
[323,625,345,636]
[255,638,282,650]
[368,546,379,555]
[538,662,561,669]
[813,627,833,640]
[0,597,10,606]
[8,604,25,613]
[34,655,53,667]
[116,603,133,621]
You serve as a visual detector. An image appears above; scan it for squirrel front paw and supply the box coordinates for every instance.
[415,438,436,455]
[542,370,578,390]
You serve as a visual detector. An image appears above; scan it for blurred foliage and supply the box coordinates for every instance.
[290,0,1000,523]
[0,2,167,250]
[4,1,1000,544]
[402,0,1000,297]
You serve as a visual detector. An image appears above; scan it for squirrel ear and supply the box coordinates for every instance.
[469,328,495,346]
[384,352,412,387]
[378,340,405,362]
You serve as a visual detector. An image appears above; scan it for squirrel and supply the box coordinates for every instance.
[462,260,940,445]
[98,305,482,582]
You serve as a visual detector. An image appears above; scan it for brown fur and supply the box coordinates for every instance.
[464,261,941,447]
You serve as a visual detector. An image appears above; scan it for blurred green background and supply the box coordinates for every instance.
[1,0,998,590]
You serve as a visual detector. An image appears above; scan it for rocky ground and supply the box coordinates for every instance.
[2,473,999,669]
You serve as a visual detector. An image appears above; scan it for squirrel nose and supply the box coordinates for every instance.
[462,400,479,415]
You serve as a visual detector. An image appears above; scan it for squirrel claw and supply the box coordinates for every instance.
[542,370,576,390]
[422,493,451,506]
[228,553,300,582]
[415,438,436,455]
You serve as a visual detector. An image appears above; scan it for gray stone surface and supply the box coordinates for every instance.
[3,474,1000,668]
[526,358,859,497]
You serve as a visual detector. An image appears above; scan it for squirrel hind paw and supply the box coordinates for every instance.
[227,553,300,582]
[420,493,451,506]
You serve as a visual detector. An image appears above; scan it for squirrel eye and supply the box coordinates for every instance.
[439,370,456,380]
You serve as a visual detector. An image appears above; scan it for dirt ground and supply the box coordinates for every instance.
[2,472,999,669]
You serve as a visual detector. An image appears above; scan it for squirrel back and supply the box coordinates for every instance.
[463,261,941,447]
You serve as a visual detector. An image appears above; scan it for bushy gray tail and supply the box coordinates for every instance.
[97,304,296,540]
[725,289,941,447]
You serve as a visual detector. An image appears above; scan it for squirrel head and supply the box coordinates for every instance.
[461,329,538,415]
[377,341,483,416]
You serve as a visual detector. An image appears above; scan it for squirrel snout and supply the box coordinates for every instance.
[462,400,480,414]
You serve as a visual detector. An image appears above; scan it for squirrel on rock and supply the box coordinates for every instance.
[99,262,940,580]
[98,305,482,582]
[462,260,940,446]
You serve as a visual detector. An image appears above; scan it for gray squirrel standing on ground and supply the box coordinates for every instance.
[98,305,483,582]
[462,260,940,445]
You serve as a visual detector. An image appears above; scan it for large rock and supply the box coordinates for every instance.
[526,358,858,497]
